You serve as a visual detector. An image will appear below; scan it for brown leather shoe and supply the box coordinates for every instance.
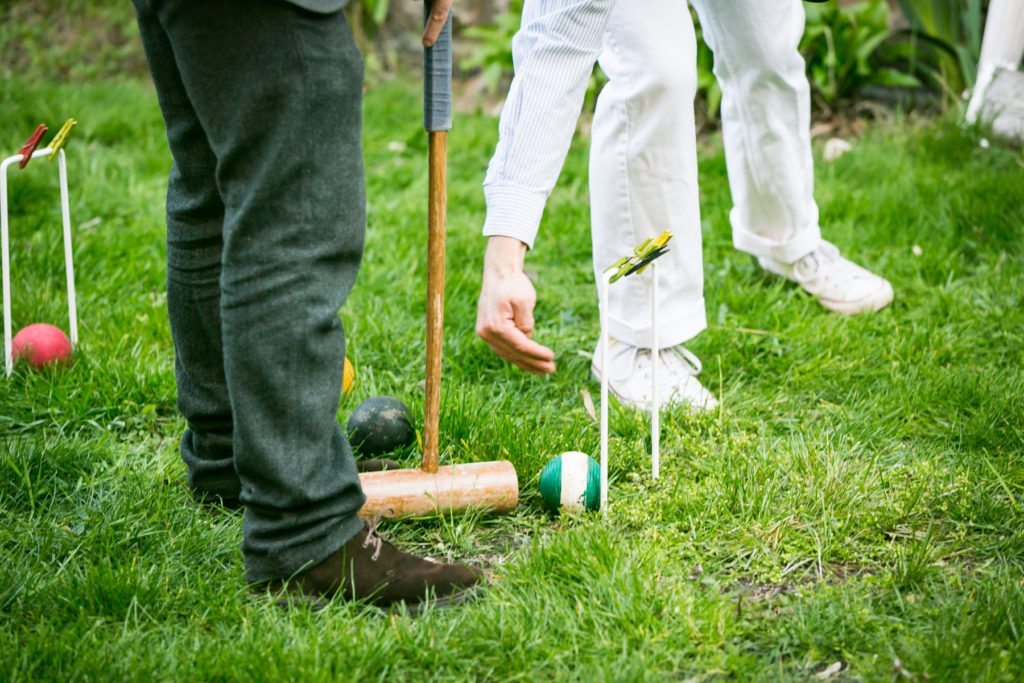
[263,521,483,613]
[193,459,400,511]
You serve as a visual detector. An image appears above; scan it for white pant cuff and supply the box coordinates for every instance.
[606,297,707,350]
[732,222,823,264]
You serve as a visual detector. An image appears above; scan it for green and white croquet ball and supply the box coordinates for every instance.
[539,451,601,514]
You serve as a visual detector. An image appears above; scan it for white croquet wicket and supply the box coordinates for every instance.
[599,230,672,516]
[1,120,79,376]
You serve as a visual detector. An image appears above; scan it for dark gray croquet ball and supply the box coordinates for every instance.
[346,396,416,457]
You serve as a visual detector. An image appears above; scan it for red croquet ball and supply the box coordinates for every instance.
[12,323,73,369]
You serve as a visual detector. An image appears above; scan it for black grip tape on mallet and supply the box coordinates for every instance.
[423,1,453,133]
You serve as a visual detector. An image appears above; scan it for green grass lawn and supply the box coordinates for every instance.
[2,24,1024,683]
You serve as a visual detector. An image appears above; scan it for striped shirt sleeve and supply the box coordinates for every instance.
[482,0,615,250]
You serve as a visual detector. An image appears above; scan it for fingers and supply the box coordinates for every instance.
[515,300,536,339]
[475,258,553,375]
[477,320,556,376]
[422,0,453,47]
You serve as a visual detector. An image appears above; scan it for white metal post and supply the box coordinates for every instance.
[1,155,13,376]
[601,262,665,511]
[600,270,613,516]
[651,261,660,480]
[57,150,78,345]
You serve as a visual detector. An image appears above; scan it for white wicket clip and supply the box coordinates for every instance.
[598,231,672,516]
[1,122,79,376]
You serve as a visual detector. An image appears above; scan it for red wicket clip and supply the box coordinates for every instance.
[17,124,48,169]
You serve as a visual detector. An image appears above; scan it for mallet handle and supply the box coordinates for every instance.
[422,1,452,473]
[424,132,446,474]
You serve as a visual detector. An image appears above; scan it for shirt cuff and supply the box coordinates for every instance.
[482,184,548,250]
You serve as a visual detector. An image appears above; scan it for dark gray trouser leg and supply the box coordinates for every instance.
[133,0,367,582]
[134,5,237,503]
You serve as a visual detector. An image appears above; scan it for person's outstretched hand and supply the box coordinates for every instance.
[421,0,453,47]
[476,237,557,376]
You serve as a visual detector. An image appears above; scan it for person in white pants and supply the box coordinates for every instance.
[477,0,893,411]
[587,0,893,411]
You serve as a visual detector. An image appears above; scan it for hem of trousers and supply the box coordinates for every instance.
[606,295,707,350]
[731,215,823,264]
[244,511,365,584]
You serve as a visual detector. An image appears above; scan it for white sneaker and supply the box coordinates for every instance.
[759,241,894,315]
[591,339,718,413]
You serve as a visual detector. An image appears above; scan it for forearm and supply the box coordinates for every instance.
[482,0,616,249]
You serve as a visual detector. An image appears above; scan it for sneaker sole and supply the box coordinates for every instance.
[818,280,894,316]
[759,257,895,316]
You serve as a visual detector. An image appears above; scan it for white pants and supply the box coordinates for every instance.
[592,0,822,348]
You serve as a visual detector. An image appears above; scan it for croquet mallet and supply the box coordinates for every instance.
[358,6,519,518]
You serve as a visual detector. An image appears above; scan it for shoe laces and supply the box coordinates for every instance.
[635,345,702,377]
[362,513,385,562]
[668,345,703,376]
[603,340,704,385]
[643,346,714,407]
[792,240,845,283]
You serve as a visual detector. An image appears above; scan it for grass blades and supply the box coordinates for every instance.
[1,38,1023,683]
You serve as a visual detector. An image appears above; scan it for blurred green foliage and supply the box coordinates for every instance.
[894,0,984,97]
[346,0,393,47]
[693,12,722,120]
[800,0,922,109]
[460,0,523,93]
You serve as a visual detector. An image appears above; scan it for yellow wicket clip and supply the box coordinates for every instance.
[48,119,77,160]
[606,228,673,284]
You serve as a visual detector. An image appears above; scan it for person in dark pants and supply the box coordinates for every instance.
[132,0,480,610]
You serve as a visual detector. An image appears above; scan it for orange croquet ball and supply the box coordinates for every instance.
[343,356,356,395]
[12,323,72,369]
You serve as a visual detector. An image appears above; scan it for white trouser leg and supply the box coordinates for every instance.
[967,0,1024,123]
[590,0,704,350]
[692,0,822,264]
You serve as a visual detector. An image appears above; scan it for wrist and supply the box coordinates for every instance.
[484,236,528,275]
